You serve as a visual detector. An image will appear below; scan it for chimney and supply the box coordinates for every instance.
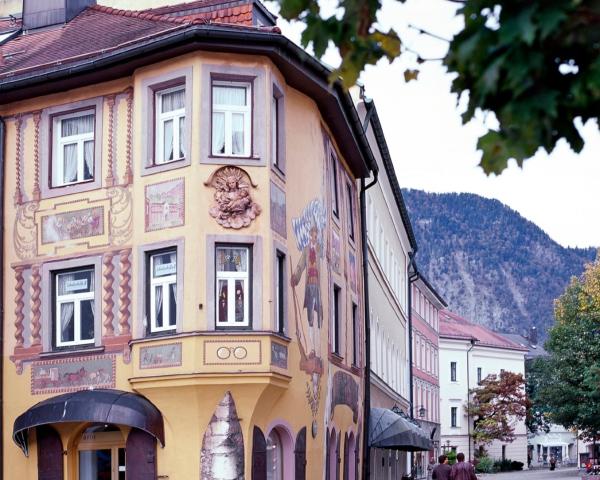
[23,0,95,31]
[529,326,538,346]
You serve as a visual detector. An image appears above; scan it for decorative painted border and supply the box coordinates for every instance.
[139,342,182,370]
[203,339,262,366]
[30,354,116,395]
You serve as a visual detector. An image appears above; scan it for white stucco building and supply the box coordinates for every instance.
[439,310,528,466]
[357,96,418,478]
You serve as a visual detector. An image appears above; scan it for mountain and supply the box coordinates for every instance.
[402,189,597,338]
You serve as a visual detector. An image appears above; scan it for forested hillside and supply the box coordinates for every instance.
[403,189,597,337]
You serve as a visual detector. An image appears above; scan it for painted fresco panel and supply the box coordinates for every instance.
[140,343,182,369]
[31,355,115,395]
[331,370,359,423]
[331,230,341,274]
[270,181,286,238]
[41,207,104,244]
[270,342,288,369]
[144,178,185,231]
[349,251,357,293]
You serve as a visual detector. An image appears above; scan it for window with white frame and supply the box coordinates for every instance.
[54,267,95,347]
[155,86,186,164]
[451,406,458,427]
[52,110,95,187]
[216,245,251,327]
[148,249,177,333]
[212,81,251,157]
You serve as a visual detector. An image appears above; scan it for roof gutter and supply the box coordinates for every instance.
[0,24,377,177]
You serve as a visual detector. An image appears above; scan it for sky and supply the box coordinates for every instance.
[267,0,600,249]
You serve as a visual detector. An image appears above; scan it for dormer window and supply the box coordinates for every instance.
[52,110,95,187]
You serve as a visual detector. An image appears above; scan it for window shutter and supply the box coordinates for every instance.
[126,428,157,480]
[37,425,63,480]
[294,426,307,480]
[325,430,330,480]
[252,426,267,480]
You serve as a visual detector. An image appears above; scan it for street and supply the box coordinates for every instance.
[479,467,581,479]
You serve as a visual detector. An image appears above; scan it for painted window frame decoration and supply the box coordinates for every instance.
[53,266,96,349]
[215,244,252,329]
[148,249,178,334]
[140,67,193,176]
[155,85,186,165]
[211,79,252,158]
[51,109,96,188]
[40,97,103,199]
[201,65,266,166]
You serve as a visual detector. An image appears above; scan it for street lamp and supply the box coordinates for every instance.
[418,406,427,418]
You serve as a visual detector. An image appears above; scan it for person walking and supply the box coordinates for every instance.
[549,455,556,471]
[450,452,478,480]
[432,455,452,480]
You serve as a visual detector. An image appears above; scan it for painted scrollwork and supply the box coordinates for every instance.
[108,186,132,244]
[14,201,39,260]
[204,166,261,229]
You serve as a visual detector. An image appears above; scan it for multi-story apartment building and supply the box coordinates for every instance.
[356,98,426,478]
[411,275,446,479]
[0,1,378,478]
[439,310,528,467]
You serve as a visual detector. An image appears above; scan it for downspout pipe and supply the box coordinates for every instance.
[407,253,419,419]
[0,116,5,480]
[466,338,476,462]
[360,100,378,479]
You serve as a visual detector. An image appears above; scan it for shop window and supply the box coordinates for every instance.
[148,249,177,333]
[54,267,95,348]
[216,245,252,328]
[78,425,125,480]
[52,110,95,187]
[155,86,186,164]
[212,81,252,157]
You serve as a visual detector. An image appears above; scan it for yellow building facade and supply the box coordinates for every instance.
[0,3,376,478]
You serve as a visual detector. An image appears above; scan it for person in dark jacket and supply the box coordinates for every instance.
[450,453,478,480]
[432,454,452,480]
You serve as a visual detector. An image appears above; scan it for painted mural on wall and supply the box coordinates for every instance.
[330,370,360,423]
[270,181,287,238]
[270,342,288,369]
[331,229,341,274]
[140,343,182,369]
[41,207,104,244]
[144,178,185,232]
[31,355,115,395]
[205,166,261,229]
[291,199,327,421]
[349,251,357,293]
[200,391,244,479]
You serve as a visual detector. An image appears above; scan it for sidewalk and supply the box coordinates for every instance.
[478,467,580,479]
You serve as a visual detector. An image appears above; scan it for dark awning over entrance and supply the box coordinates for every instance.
[369,407,432,451]
[13,389,165,456]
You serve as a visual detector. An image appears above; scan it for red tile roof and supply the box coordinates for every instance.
[0,3,278,79]
[439,310,528,351]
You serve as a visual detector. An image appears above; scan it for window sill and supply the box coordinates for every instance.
[203,154,262,167]
[40,345,105,360]
[141,157,190,176]
[42,178,102,200]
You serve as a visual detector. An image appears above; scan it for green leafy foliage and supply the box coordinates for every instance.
[535,256,600,441]
[446,450,457,465]
[276,0,600,174]
[475,455,495,473]
[467,370,529,445]
[525,357,553,434]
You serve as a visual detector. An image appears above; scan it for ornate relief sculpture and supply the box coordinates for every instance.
[205,167,261,229]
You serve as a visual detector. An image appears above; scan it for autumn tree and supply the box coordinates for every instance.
[467,370,529,445]
[536,255,600,442]
[276,0,600,174]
